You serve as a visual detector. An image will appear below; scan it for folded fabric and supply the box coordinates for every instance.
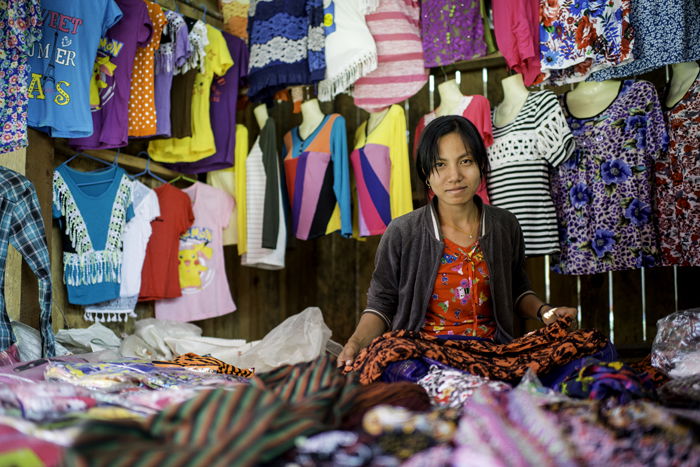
[153,353,254,378]
[418,365,511,409]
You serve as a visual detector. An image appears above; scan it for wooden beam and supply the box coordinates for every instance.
[437,52,507,75]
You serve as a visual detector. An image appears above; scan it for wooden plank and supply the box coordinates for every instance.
[441,52,506,74]
[54,143,181,178]
[677,266,700,311]
[549,267,579,311]
[579,273,610,338]
[643,266,675,345]
[611,269,643,349]
[523,256,546,333]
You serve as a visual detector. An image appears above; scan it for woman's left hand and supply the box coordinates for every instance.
[541,306,577,326]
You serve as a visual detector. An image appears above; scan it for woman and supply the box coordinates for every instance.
[338,115,578,369]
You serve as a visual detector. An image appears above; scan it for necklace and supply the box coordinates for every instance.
[443,218,480,240]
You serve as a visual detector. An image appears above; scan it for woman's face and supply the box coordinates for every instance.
[427,132,482,207]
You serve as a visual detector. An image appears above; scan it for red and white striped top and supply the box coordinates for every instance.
[352,0,427,113]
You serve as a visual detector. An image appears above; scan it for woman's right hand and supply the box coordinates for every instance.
[336,312,388,369]
[337,340,361,368]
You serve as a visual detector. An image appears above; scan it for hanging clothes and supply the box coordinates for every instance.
[654,70,700,267]
[0,0,42,154]
[491,0,541,86]
[351,104,412,237]
[27,0,123,138]
[421,0,487,68]
[487,91,575,256]
[551,80,667,274]
[53,165,133,305]
[220,0,250,40]
[282,114,352,240]
[0,167,55,357]
[70,0,152,150]
[155,182,236,322]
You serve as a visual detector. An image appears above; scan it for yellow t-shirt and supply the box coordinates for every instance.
[149,25,233,162]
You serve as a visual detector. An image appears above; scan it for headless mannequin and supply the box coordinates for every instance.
[254,103,268,129]
[367,107,390,134]
[299,98,325,140]
[435,79,472,117]
[565,80,621,119]
[666,61,700,107]
[493,73,529,127]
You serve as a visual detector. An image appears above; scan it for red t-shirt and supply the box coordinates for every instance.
[139,183,194,301]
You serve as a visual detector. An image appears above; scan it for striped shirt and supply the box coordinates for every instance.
[487,91,575,256]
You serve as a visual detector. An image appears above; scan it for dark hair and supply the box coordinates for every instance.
[415,115,489,186]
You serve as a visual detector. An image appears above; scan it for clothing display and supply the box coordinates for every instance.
[27,0,123,138]
[69,0,152,150]
[148,24,233,163]
[317,0,378,102]
[353,0,427,113]
[220,0,249,40]
[165,33,249,173]
[282,113,352,240]
[551,80,667,274]
[242,120,286,269]
[417,365,511,409]
[84,182,160,322]
[247,0,326,103]
[0,167,55,357]
[352,105,413,237]
[155,182,236,322]
[491,0,541,86]
[0,0,42,154]
[139,183,194,301]
[588,0,700,81]
[654,70,700,266]
[127,1,167,138]
[539,0,634,85]
[421,0,487,68]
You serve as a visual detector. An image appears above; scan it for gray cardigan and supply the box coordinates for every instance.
[363,196,534,344]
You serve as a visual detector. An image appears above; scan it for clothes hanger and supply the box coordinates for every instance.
[133,152,167,184]
[168,173,198,185]
[61,150,117,169]
[200,3,207,23]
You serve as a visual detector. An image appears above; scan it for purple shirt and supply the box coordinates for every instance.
[165,33,249,174]
[154,10,191,137]
[69,0,152,150]
[421,0,487,68]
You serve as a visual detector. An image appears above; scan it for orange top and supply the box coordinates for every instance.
[127,1,167,137]
[422,238,496,338]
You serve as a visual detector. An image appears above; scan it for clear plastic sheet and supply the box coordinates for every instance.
[651,308,700,376]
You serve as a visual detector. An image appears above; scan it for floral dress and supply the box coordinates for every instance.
[422,238,495,338]
[654,70,700,267]
[0,0,42,154]
[551,80,668,275]
[539,0,634,85]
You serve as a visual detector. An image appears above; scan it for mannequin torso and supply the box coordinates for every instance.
[367,107,390,134]
[565,80,622,119]
[254,103,268,129]
[435,79,472,117]
[666,61,700,107]
[299,98,326,140]
[493,73,529,127]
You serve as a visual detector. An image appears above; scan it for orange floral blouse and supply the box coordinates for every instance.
[422,237,496,338]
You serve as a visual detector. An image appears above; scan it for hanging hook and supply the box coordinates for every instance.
[200,3,208,22]
[112,148,120,165]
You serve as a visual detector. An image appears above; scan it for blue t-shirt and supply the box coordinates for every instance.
[53,164,133,305]
[28,0,122,137]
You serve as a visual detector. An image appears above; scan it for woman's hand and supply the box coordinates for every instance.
[337,339,361,368]
[542,306,578,326]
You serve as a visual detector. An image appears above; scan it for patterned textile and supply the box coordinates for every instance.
[417,365,511,409]
[247,0,326,103]
[153,352,255,378]
[654,70,700,266]
[551,80,667,274]
[422,239,495,338]
[628,354,669,388]
[559,359,657,405]
[658,374,700,408]
[420,0,486,68]
[539,0,634,85]
[65,357,360,467]
[0,381,97,421]
[292,430,397,466]
[341,381,431,429]
[0,167,54,357]
[220,0,249,40]
[0,0,41,154]
[347,317,608,384]
[588,0,700,81]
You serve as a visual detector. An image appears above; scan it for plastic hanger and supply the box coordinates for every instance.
[168,173,198,185]
[61,150,116,169]
[133,152,167,184]
[200,3,208,23]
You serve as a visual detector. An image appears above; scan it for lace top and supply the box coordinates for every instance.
[179,19,208,74]
[421,0,487,68]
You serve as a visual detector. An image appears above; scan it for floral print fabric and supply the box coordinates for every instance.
[539,0,634,85]
[0,0,42,154]
[421,0,486,68]
[422,239,495,338]
[551,80,668,275]
[654,71,700,266]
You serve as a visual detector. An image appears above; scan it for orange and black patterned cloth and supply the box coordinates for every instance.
[346,317,608,385]
[153,353,255,378]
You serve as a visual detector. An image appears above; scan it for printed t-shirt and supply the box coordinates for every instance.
[53,165,133,305]
[127,1,166,137]
[28,0,123,137]
[84,181,160,320]
[139,183,194,301]
[422,238,495,338]
[351,104,413,237]
[282,114,352,240]
[70,0,152,150]
[155,182,237,322]
[206,124,249,247]
[166,33,249,173]
[149,25,233,163]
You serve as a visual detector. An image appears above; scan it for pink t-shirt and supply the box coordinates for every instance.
[491,0,542,86]
[155,182,236,322]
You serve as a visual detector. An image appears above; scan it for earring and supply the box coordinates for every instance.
[426,181,431,189]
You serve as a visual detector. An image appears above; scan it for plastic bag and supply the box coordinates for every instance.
[11,321,70,361]
[231,307,332,373]
[120,319,202,361]
[651,308,700,375]
[55,322,121,354]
